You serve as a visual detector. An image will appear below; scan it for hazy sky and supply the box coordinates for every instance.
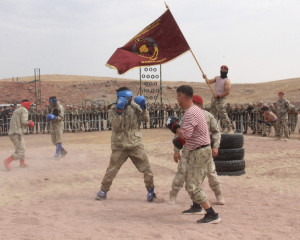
[0,0,299,83]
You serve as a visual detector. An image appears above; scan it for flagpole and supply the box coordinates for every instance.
[189,49,216,98]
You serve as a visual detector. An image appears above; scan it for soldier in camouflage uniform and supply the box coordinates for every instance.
[4,99,34,170]
[276,92,290,139]
[241,104,249,134]
[64,105,71,133]
[47,96,67,159]
[98,105,105,130]
[288,104,297,133]
[232,105,242,133]
[149,103,155,128]
[96,87,156,202]
[158,103,165,128]
[174,103,180,118]
[169,95,224,206]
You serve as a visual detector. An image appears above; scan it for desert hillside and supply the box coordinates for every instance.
[1,75,299,107]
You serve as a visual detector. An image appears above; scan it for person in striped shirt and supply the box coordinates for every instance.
[166,85,221,224]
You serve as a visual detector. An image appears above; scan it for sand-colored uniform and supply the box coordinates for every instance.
[276,98,290,138]
[49,102,64,145]
[100,101,154,192]
[171,110,221,194]
[8,106,30,160]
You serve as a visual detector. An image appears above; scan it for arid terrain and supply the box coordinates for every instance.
[0,75,300,107]
[0,129,300,240]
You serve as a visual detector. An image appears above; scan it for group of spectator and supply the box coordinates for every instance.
[0,99,299,137]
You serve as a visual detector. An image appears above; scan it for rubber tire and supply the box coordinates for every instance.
[219,133,244,149]
[217,170,245,176]
[214,148,244,161]
[214,159,245,172]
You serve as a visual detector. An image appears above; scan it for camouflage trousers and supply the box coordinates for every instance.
[171,147,220,195]
[101,145,154,192]
[262,121,277,135]
[9,133,25,160]
[184,146,212,204]
[277,116,289,138]
[210,97,231,129]
[50,123,63,145]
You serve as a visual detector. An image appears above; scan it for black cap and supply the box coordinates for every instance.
[116,87,130,92]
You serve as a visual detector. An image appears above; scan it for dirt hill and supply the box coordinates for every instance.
[0,74,299,108]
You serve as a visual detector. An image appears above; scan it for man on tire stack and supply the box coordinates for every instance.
[203,65,234,134]
[169,94,225,209]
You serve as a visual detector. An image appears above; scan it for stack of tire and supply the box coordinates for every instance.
[213,133,245,176]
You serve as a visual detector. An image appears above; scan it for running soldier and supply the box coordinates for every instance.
[4,99,34,170]
[96,87,156,202]
[203,65,234,133]
[276,91,290,140]
[169,94,224,207]
[47,96,68,159]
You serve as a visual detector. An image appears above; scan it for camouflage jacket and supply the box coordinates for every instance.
[109,101,149,150]
[8,106,29,135]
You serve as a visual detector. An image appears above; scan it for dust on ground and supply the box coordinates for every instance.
[0,129,299,240]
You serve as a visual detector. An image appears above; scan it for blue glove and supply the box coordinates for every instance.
[134,96,146,110]
[116,97,128,115]
[47,113,57,121]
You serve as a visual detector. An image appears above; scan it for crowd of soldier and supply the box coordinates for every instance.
[208,102,299,137]
[0,101,299,136]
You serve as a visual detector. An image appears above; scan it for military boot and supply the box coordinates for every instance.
[4,156,14,171]
[19,159,28,168]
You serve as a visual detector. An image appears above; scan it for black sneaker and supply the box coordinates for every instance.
[182,205,205,215]
[197,213,221,224]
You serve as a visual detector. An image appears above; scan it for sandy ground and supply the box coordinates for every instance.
[0,129,300,240]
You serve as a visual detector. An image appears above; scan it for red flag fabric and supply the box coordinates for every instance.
[106,9,190,74]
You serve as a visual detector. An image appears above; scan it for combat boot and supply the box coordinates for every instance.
[147,188,156,202]
[4,156,14,170]
[214,189,225,205]
[95,190,107,201]
[19,159,28,168]
[169,190,178,204]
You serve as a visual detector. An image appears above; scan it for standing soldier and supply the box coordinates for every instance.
[154,103,159,128]
[28,107,35,134]
[0,107,3,136]
[241,104,249,134]
[169,95,224,206]
[98,104,105,130]
[4,99,34,170]
[226,103,234,130]
[149,103,155,128]
[71,105,78,133]
[40,107,47,134]
[47,96,67,159]
[288,104,297,134]
[159,103,165,128]
[173,103,180,118]
[247,103,255,134]
[166,86,221,224]
[203,65,234,133]
[64,105,71,133]
[233,105,242,133]
[276,92,290,140]
[95,87,156,202]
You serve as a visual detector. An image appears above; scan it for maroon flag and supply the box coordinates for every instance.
[106,9,190,74]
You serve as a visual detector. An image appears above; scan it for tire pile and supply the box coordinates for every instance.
[214,133,245,176]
